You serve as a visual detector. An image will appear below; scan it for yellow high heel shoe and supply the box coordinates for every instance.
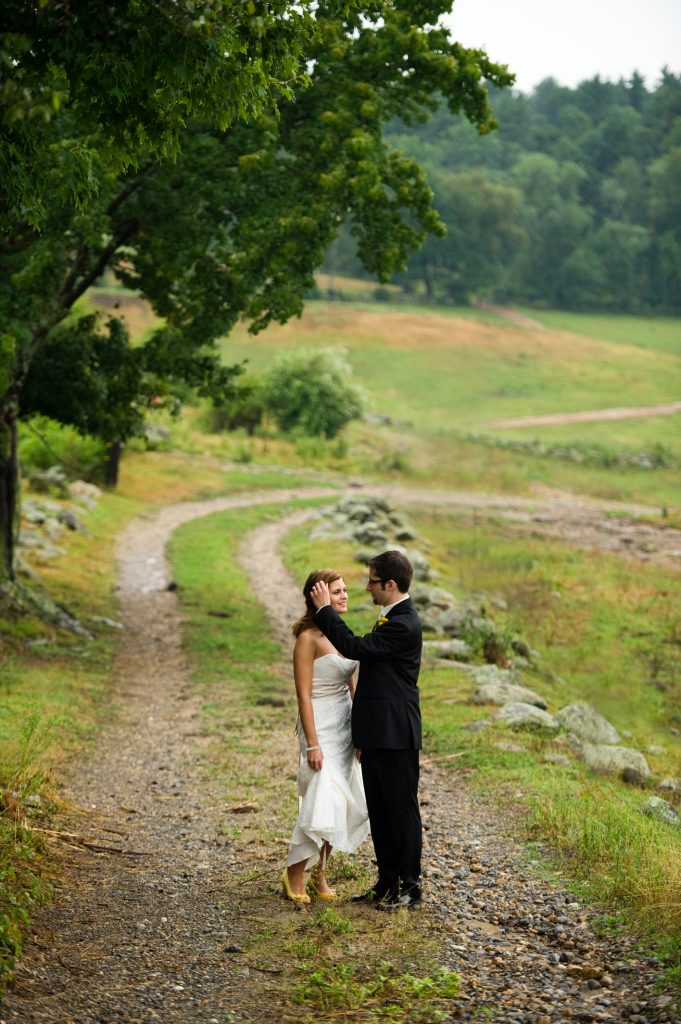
[308,866,337,901]
[282,868,311,904]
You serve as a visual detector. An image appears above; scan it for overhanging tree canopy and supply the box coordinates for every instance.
[0,0,513,588]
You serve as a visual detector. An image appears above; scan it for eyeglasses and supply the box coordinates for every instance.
[366,578,383,585]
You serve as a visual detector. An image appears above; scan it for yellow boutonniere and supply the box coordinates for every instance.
[376,615,389,627]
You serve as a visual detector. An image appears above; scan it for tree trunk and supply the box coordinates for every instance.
[0,405,19,586]
[423,264,434,301]
[104,441,124,487]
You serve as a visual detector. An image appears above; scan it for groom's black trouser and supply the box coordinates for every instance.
[361,748,422,894]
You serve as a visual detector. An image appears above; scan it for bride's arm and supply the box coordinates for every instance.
[293,630,323,772]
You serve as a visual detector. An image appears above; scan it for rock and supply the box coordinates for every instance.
[28,465,70,496]
[494,702,559,730]
[543,752,573,767]
[657,776,681,794]
[69,479,102,499]
[408,550,433,581]
[353,548,377,565]
[464,720,490,733]
[144,423,171,446]
[423,639,473,661]
[641,796,680,827]
[510,638,531,658]
[23,506,47,525]
[576,742,652,780]
[440,607,471,636]
[419,609,446,633]
[465,665,522,688]
[472,681,548,710]
[17,531,66,559]
[410,583,459,609]
[621,767,648,787]
[554,702,621,744]
[90,615,124,630]
[57,508,84,531]
[395,526,419,541]
[353,521,390,546]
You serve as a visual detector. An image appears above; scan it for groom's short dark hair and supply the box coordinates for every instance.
[370,550,413,593]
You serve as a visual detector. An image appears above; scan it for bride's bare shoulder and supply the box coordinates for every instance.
[294,626,324,654]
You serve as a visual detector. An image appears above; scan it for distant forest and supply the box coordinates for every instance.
[324,72,681,313]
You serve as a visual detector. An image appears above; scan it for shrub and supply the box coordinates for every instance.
[264,347,364,439]
[206,376,268,435]
[18,416,106,481]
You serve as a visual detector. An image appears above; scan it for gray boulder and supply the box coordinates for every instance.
[658,776,681,795]
[418,608,447,633]
[423,639,473,661]
[494,702,559,730]
[57,508,84,531]
[28,465,69,496]
[410,584,459,610]
[69,479,102,500]
[465,664,522,688]
[554,702,620,744]
[575,741,651,780]
[641,796,680,827]
[472,681,548,710]
[408,551,433,581]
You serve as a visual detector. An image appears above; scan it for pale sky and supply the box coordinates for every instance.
[443,0,681,93]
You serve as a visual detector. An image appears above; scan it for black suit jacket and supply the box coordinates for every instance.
[315,598,422,750]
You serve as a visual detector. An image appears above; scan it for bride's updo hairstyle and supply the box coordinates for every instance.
[292,568,343,637]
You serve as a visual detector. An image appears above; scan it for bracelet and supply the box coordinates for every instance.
[306,745,321,752]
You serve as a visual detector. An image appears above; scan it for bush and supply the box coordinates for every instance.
[205,376,267,435]
[18,416,106,481]
[264,347,364,439]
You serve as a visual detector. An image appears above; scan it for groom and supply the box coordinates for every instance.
[310,549,423,911]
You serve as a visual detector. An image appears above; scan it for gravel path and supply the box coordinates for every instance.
[1,487,679,1023]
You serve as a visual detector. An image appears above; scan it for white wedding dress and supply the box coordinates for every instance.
[287,653,370,869]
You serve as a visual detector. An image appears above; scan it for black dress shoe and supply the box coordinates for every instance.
[375,887,422,913]
[351,886,389,903]
[401,885,422,910]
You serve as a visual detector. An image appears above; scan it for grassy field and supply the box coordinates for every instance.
[213,300,681,508]
[521,309,681,357]
[86,289,681,507]
[221,303,681,429]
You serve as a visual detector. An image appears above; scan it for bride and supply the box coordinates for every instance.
[283,568,370,903]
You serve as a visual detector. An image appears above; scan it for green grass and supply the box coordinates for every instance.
[213,300,681,509]
[222,304,681,430]
[522,309,681,356]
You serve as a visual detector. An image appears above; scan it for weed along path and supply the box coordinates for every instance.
[1,486,679,1024]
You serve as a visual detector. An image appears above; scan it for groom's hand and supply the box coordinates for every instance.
[309,580,331,609]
